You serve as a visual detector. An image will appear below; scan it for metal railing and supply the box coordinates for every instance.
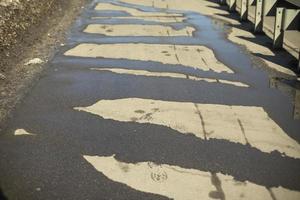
[218,0,300,70]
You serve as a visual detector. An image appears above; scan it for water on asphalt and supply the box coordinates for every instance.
[0,0,300,199]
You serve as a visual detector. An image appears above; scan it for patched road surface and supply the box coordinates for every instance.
[1,0,300,199]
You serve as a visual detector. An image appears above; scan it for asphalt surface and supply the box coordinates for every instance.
[1,0,300,199]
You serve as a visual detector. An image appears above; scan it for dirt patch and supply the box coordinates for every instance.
[0,0,90,129]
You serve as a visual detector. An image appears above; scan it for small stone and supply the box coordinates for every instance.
[36,187,41,191]
[25,58,44,66]
[0,73,6,80]
[0,0,20,7]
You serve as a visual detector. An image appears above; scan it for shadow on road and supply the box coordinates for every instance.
[0,188,8,200]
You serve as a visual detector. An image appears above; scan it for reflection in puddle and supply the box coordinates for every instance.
[91,68,249,87]
[84,155,300,200]
[65,43,234,73]
[75,98,300,158]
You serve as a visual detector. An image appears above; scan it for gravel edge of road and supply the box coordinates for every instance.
[0,0,90,131]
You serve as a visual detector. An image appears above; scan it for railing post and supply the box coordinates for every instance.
[228,0,236,12]
[273,7,284,49]
[240,0,248,20]
[254,0,263,32]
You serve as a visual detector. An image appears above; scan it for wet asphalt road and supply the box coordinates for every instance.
[1,0,300,199]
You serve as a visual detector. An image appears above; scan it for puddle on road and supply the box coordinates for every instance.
[84,24,195,36]
[75,98,300,159]
[64,43,234,73]
[91,68,249,87]
[84,154,300,200]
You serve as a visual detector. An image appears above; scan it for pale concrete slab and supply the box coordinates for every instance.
[75,98,300,158]
[84,155,300,200]
[91,16,186,23]
[95,2,183,17]
[91,68,249,87]
[84,155,215,200]
[271,187,300,200]
[65,43,234,73]
[84,24,195,37]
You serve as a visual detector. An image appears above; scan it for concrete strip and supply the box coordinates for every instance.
[271,187,300,200]
[91,68,249,87]
[75,98,300,158]
[119,0,239,24]
[91,16,186,23]
[84,24,195,37]
[84,155,214,200]
[95,2,183,17]
[83,155,300,200]
[14,129,35,136]
[65,43,234,73]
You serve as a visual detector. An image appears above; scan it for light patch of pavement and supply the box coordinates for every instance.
[227,27,296,77]
[65,43,234,73]
[91,16,186,23]
[84,24,195,37]
[119,0,239,24]
[14,129,35,136]
[95,2,183,17]
[271,187,300,200]
[91,68,249,87]
[75,98,300,159]
[83,155,300,200]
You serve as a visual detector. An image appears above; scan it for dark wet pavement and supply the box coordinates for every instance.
[0,0,300,199]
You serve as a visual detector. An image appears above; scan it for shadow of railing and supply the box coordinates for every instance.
[0,188,8,200]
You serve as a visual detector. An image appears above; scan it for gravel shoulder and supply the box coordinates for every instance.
[0,0,89,129]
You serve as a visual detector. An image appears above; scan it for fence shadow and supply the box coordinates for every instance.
[0,188,7,200]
